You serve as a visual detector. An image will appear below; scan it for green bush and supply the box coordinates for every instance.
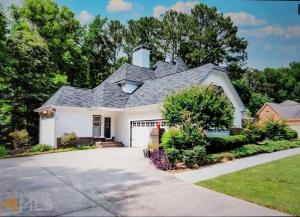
[161,127,206,150]
[181,124,207,149]
[264,120,288,140]
[205,140,300,164]
[165,148,180,166]
[232,144,263,158]
[0,146,8,157]
[162,85,234,130]
[242,122,266,143]
[61,132,79,147]
[283,127,298,140]
[182,150,197,168]
[193,146,206,165]
[205,153,225,164]
[9,129,30,150]
[232,140,300,158]
[31,144,52,152]
[242,121,297,143]
[161,128,183,149]
[206,135,248,153]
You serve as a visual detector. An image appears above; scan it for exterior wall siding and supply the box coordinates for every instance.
[54,108,117,146]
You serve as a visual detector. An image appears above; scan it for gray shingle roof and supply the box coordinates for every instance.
[37,62,225,110]
[41,86,94,108]
[93,82,129,108]
[268,101,300,119]
[125,64,213,107]
[107,63,155,83]
[153,58,188,78]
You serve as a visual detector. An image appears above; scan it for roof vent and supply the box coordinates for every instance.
[132,45,150,68]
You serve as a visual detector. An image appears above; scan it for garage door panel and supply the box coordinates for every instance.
[131,127,151,148]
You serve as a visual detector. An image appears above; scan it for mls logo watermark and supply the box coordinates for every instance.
[0,192,53,215]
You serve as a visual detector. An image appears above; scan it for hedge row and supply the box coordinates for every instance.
[205,135,248,153]
[205,140,300,164]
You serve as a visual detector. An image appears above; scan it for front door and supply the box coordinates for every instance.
[93,115,101,138]
[104,117,111,138]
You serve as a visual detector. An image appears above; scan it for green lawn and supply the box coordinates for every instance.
[197,154,300,216]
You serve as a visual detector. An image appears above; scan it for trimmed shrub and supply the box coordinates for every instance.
[31,144,52,152]
[0,146,8,157]
[165,148,180,166]
[206,135,248,153]
[161,127,183,149]
[242,122,266,143]
[193,145,206,165]
[264,120,288,140]
[61,132,79,147]
[182,150,197,168]
[232,140,300,158]
[181,125,207,149]
[9,129,30,150]
[150,149,174,170]
[205,140,300,164]
[283,127,298,140]
[161,127,206,150]
[232,144,263,158]
[205,153,224,164]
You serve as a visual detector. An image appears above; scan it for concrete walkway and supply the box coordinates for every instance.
[175,147,300,183]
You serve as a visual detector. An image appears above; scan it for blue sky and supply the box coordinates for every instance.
[2,0,300,69]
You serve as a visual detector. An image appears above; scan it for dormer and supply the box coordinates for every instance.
[116,80,143,94]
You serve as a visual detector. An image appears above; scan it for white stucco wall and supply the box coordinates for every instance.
[39,116,56,148]
[202,70,244,128]
[55,108,116,139]
[115,105,162,146]
[39,107,117,147]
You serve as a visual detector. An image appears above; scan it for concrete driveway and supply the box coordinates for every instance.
[0,148,286,216]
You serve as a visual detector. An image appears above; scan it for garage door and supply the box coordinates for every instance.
[130,120,167,148]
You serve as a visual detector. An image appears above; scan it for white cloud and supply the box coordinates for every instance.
[153,1,197,17]
[77,10,93,25]
[106,0,132,13]
[0,0,23,10]
[224,11,266,26]
[243,25,300,38]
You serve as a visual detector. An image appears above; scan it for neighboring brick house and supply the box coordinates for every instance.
[257,100,300,137]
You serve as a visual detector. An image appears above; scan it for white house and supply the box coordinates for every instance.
[35,45,245,148]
